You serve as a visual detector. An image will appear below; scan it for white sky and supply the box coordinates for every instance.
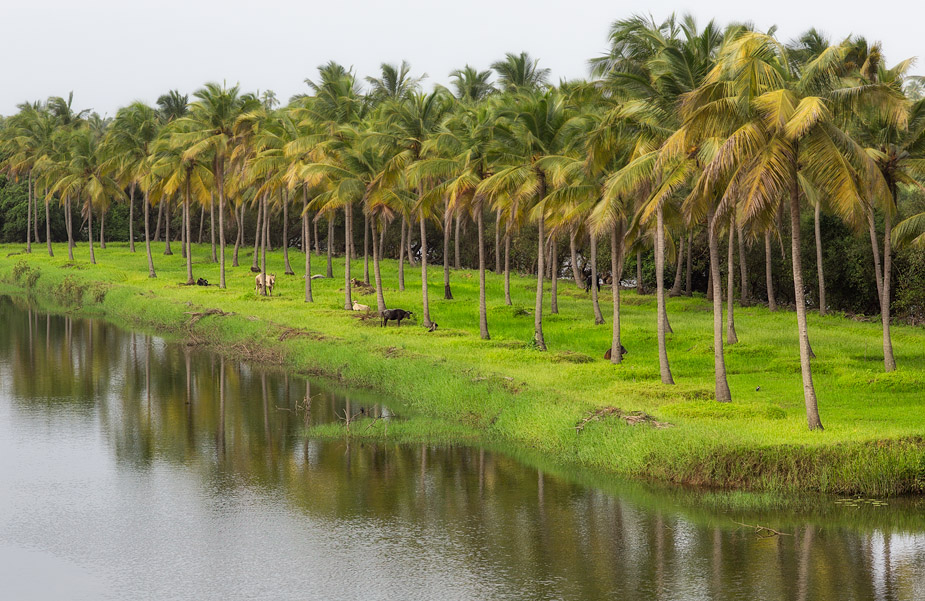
[2,0,924,117]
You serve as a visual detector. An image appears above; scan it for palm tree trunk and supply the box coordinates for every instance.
[406,217,416,266]
[363,211,370,284]
[326,216,334,278]
[534,211,547,350]
[260,194,268,296]
[495,208,502,273]
[570,230,582,286]
[398,217,406,291]
[504,233,512,306]
[180,200,186,259]
[232,202,241,267]
[212,196,219,264]
[379,218,387,259]
[868,211,883,302]
[164,197,173,255]
[144,190,155,278]
[454,210,461,269]
[684,232,692,296]
[726,223,738,344]
[706,263,713,301]
[26,172,32,253]
[372,219,385,313]
[344,204,353,310]
[443,201,453,300]
[814,201,826,316]
[87,199,96,265]
[197,204,205,244]
[670,234,684,297]
[477,206,489,339]
[590,233,604,324]
[882,192,897,372]
[66,196,75,261]
[153,199,163,242]
[765,230,776,311]
[283,190,294,276]
[45,195,53,257]
[303,190,312,303]
[789,156,822,430]
[707,207,731,402]
[314,217,321,256]
[636,249,644,295]
[737,223,749,305]
[610,220,625,364]
[217,162,228,289]
[185,192,194,285]
[252,198,263,271]
[33,184,40,244]
[550,237,559,315]
[129,183,136,253]
[655,206,674,384]
[420,212,433,327]
[99,207,106,249]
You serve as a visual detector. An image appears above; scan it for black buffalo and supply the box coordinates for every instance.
[381,308,413,327]
[603,345,628,360]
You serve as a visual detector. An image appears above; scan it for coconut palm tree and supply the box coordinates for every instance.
[448,66,496,103]
[365,61,425,103]
[173,83,259,288]
[491,52,551,92]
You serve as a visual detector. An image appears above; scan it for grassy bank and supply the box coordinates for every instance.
[2,240,924,496]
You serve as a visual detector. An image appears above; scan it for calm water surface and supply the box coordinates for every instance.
[1,295,923,601]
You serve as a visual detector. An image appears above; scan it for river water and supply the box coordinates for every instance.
[1,295,923,601]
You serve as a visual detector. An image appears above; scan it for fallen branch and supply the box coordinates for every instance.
[732,520,792,537]
[184,308,235,328]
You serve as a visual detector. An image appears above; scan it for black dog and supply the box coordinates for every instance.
[603,345,628,360]
[381,308,413,327]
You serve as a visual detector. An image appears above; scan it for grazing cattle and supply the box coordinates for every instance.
[352,301,370,312]
[584,270,601,292]
[427,322,438,332]
[196,278,209,286]
[255,273,277,296]
[381,308,413,327]
[604,345,628,360]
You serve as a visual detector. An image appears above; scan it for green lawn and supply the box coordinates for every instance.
[2,240,924,495]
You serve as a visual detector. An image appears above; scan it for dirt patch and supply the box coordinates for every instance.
[575,406,672,433]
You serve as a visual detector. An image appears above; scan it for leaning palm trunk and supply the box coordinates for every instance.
[87,199,96,265]
[398,217,406,291]
[144,190,155,278]
[503,233,512,306]
[670,234,684,297]
[477,205,489,340]
[443,202,453,300]
[707,207,731,402]
[655,205,674,384]
[184,192,194,285]
[232,202,241,267]
[882,193,897,372]
[788,155,823,430]
[153,200,163,242]
[765,231,776,311]
[198,204,205,244]
[33,182,40,244]
[534,212,547,350]
[684,233,692,296]
[344,204,353,310]
[180,201,186,259]
[570,230,582,286]
[303,191,312,303]
[726,224,738,345]
[128,183,136,253]
[371,220,385,313]
[363,212,370,284]
[99,208,106,249]
[550,238,559,314]
[251,199,263,271]
[45,195,53,257]
[326,217,334,278]
[164,197,173,255]
[590,233,604,324]
[420,213,433,327]
[283,190,294,276]
[610,220,626,364]
[868,211,884,301]
[314,218,321,256]
[454,211,461,269]
[814,201,826,315]
[212,197,219,264]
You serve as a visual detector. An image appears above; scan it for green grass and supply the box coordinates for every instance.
[2,240,924,495]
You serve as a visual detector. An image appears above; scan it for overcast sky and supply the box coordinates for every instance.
[2,0,923,117]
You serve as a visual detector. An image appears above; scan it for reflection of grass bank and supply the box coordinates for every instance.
[2,241,925,496]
